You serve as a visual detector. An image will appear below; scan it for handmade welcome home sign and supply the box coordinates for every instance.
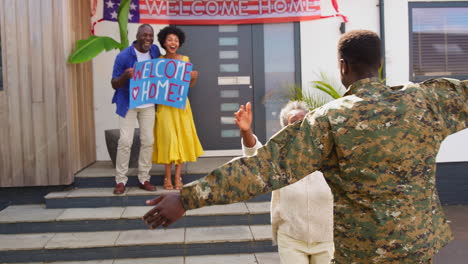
[129,58,192,109]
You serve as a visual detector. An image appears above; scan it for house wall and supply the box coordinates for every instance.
[0,0,95,187]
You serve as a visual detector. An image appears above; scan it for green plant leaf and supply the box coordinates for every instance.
[378,64,386,83]
[288,84,304,101]
[118,0,131,50]
[285,73,345,111]
[68,35,121,64]
[312,80,342,99]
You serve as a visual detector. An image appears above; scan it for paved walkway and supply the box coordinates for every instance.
[434,205,468,263]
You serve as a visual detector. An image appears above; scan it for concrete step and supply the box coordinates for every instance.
[3,252,280,264]
[0,225,277,263]
[44,187,271,209]
[74,173,205,188]
[74,159,234,188]
[0,202,271,234]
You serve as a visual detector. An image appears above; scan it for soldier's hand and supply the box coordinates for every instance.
[235,102,253,132]
[143,192,185,228]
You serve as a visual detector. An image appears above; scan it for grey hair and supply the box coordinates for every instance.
[279,100,309,128]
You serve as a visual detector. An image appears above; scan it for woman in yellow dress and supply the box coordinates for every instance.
[153,26,204,190]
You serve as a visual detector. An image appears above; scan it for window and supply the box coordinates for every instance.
[409,2,468,81]
[263,23,300,138]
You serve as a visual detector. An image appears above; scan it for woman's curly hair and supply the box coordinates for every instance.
[157,26,186,50]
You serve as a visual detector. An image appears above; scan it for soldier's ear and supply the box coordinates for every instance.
[340,59,349,75]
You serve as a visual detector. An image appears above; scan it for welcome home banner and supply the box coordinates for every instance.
[103,0,323,25]
[129,58,192,109]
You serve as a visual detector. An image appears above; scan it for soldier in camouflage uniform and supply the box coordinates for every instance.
[143,30,467,263]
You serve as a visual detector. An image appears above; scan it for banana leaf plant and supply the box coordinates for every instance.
[68,0,131,64]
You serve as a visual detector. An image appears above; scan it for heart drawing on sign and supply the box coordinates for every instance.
[132,87,139,100]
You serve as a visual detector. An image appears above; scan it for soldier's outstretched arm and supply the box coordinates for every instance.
[422,78,467,134]
[143,111,333,229]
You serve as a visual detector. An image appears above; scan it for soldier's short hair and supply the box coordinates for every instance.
[338,30,381,69]
[279,101,309,128]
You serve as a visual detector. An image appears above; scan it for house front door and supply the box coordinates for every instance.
[178,25,258,151]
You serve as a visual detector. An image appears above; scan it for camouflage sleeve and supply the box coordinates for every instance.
[422,78,468,134]
[180,112,333,210]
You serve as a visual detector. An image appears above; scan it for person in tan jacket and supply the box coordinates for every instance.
[235,101,334,264]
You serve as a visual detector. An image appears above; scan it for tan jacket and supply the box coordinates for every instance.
[242,135,334,244]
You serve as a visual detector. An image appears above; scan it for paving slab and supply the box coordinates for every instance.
[246,202,271,214]
[185,225,252,244]
[0,233,55,250]
[0,204,64,223]
[45,231,119,249]
[126,187,175,196]
[77,158,236,177]
[114,257,183,264]
[186,203,249,216]
[56,207,125,221]
[148,165,171,175]
[255,252,281,264]
[444,205,468,238]
[184,157,234,174]
[4,263,41,264]
[66,188,126,198]
[45,190,72,199]
[76,166,115,178]
[116,228,185,246]
[250,225,273,241]
[76,161,158,177]
[186,253,257,264]
[121,206,151,219]
[52,260,114,264]
[83,161,113,169]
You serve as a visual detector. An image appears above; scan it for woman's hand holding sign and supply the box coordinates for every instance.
[190,70,198,87]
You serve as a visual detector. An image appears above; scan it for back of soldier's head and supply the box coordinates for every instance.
[338,30,381,73]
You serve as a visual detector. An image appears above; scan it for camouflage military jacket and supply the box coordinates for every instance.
[181,78,467,263]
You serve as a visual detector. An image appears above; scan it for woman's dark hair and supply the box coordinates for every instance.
[157,26,186,50]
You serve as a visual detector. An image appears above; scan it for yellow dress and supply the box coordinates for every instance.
[152,56,204,164]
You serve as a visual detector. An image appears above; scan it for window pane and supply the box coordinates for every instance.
[220,90,239,98]
[221,129,240,138]
[219,37,238,46]
[221,116,236,125]
[263,23,295,138]
[411,6,468,78]
[221,103,239,111]
[220,63,239,73]
[219,50,239,59]
[219,25,238,32]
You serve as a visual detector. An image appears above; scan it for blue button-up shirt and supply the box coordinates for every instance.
[111,42,161,117]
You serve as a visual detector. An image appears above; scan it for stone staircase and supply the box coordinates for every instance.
[0,159,280,264]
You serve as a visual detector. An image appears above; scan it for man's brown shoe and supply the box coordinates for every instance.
[113,183,126,194]
[139,181,157,191]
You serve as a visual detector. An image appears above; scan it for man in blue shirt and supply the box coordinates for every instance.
[111,24,160,194]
